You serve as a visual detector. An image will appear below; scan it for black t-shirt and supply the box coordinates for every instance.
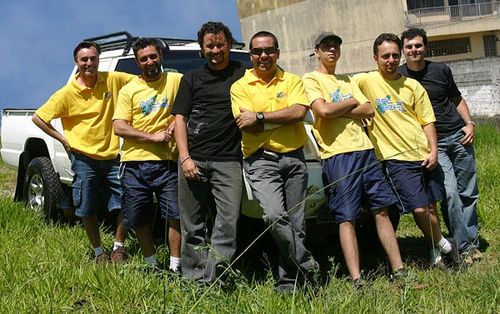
[171,60,246,161]
[398,60,464,139]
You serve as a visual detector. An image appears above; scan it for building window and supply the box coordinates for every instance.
[483,35,497,57]
[426,37,471,56]
[406,0,444,10]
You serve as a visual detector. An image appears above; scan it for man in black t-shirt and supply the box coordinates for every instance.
[172,21,246,283]
[399,28,481,265]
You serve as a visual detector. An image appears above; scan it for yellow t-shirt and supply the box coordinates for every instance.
[35,71,133,160]
[302,71,373,159]
[230,68,309,158]
[113,72,182,162]
[353,71,435,162]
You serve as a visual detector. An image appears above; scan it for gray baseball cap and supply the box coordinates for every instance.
[314,32,343,47]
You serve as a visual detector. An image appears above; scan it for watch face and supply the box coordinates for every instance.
[256,112,264,122]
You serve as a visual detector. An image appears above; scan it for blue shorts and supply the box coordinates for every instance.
[321,149,398,223]
[383,160,444,214]
[121,160,179,230]
[71,152,122,218]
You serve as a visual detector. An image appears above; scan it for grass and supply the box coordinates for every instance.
[0,121,499,313]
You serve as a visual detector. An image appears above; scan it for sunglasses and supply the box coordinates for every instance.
[250,47,278,56]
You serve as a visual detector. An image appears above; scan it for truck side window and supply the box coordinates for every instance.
[115,50,252,75]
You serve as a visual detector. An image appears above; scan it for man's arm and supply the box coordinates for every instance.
[32,113,71,155]
[310,97,358,119]
[113,119,171,143]
[342,101,374,120]
[235,104,308,131]
[421,122,438,170]
[452,96,475,145]
[174,114,200,181]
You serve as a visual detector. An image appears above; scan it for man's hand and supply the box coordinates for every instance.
[460,123,475,145]
[150,130,171,142]
[422,151,438,170]
[235,107,258,130]
[62,140,72,157]
[167,120,176,141]
[180,157,201,181]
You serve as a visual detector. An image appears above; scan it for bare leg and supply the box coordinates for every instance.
[82,215,101,248]
[412,204,443,244]
[168,218,181,258]
[135,224,155,258]
[114,211,128,243]
[373,208,404,271]
[339,221,361,280]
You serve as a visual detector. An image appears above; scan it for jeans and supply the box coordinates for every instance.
[243,149,317,290]
[71,152,121,218]
[438,129,479,252]
[179,159,242,283]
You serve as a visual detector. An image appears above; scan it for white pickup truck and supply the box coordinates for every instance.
[0,31,332,226]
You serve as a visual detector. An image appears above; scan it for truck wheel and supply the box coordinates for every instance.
[25,157,62,221]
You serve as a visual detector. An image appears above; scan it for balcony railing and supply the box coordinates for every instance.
[405,2,499,26]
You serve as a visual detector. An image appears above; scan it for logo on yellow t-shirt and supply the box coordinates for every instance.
[330,88,352,103]
[375,95,405,114]
[140,95,169,115]
[276,91,286,99]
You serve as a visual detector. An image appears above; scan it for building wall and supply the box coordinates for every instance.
[237,0,500,116]
[448,57,500,116]
[237,0,407,75]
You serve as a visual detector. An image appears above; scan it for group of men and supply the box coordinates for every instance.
[32,21,481,292]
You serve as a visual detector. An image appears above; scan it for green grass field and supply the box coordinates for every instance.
[0,121,498,313]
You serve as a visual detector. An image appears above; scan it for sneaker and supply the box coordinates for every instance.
[110,247,128,263]
[442,238,460,269]
[461,253,473,267]
[470,248,483,262]
[95,252,110,265]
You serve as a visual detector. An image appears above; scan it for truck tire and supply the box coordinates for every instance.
[25,157,63,221]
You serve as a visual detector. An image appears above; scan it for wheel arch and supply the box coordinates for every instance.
[15,138,50,201]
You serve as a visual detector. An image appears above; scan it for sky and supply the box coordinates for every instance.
[0,0,241,111]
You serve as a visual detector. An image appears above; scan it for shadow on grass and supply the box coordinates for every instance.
[234,215,491,284]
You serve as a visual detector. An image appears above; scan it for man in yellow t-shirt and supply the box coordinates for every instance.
[231,31,317,293]
[33,41,133,264]
[113,38,182,272]
[354,33,460,268]
[302,32,404,284]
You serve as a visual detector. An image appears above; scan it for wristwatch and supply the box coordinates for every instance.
[466,120,476,127]
[256,112,265,123]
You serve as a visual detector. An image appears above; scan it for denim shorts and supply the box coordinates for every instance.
[121,160,179,230]
[71,152,122,218]
[383,160,444,214]
[321,149,398,223]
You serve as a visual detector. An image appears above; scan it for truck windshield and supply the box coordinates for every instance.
[116,50,252,75]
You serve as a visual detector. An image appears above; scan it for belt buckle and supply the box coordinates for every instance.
[262,149,279,159]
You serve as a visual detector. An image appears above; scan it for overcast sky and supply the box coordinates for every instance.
[0,0,241,111]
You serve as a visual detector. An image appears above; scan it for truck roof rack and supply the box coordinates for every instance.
[83,31,245,56]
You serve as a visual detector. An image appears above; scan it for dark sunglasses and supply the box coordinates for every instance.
[250,47,277,56]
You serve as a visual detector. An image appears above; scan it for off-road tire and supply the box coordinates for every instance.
[25,157,63,221]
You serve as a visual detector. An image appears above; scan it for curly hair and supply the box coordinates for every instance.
[197,21,234,47]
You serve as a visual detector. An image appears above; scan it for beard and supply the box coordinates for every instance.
[143,63,162,80]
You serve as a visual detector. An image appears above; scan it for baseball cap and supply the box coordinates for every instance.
[314,32,343,47]
[310,32,343,56]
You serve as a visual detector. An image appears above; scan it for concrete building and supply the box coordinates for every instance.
[237,0,500,116]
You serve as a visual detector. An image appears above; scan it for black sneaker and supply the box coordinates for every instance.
[442,238,461,269]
